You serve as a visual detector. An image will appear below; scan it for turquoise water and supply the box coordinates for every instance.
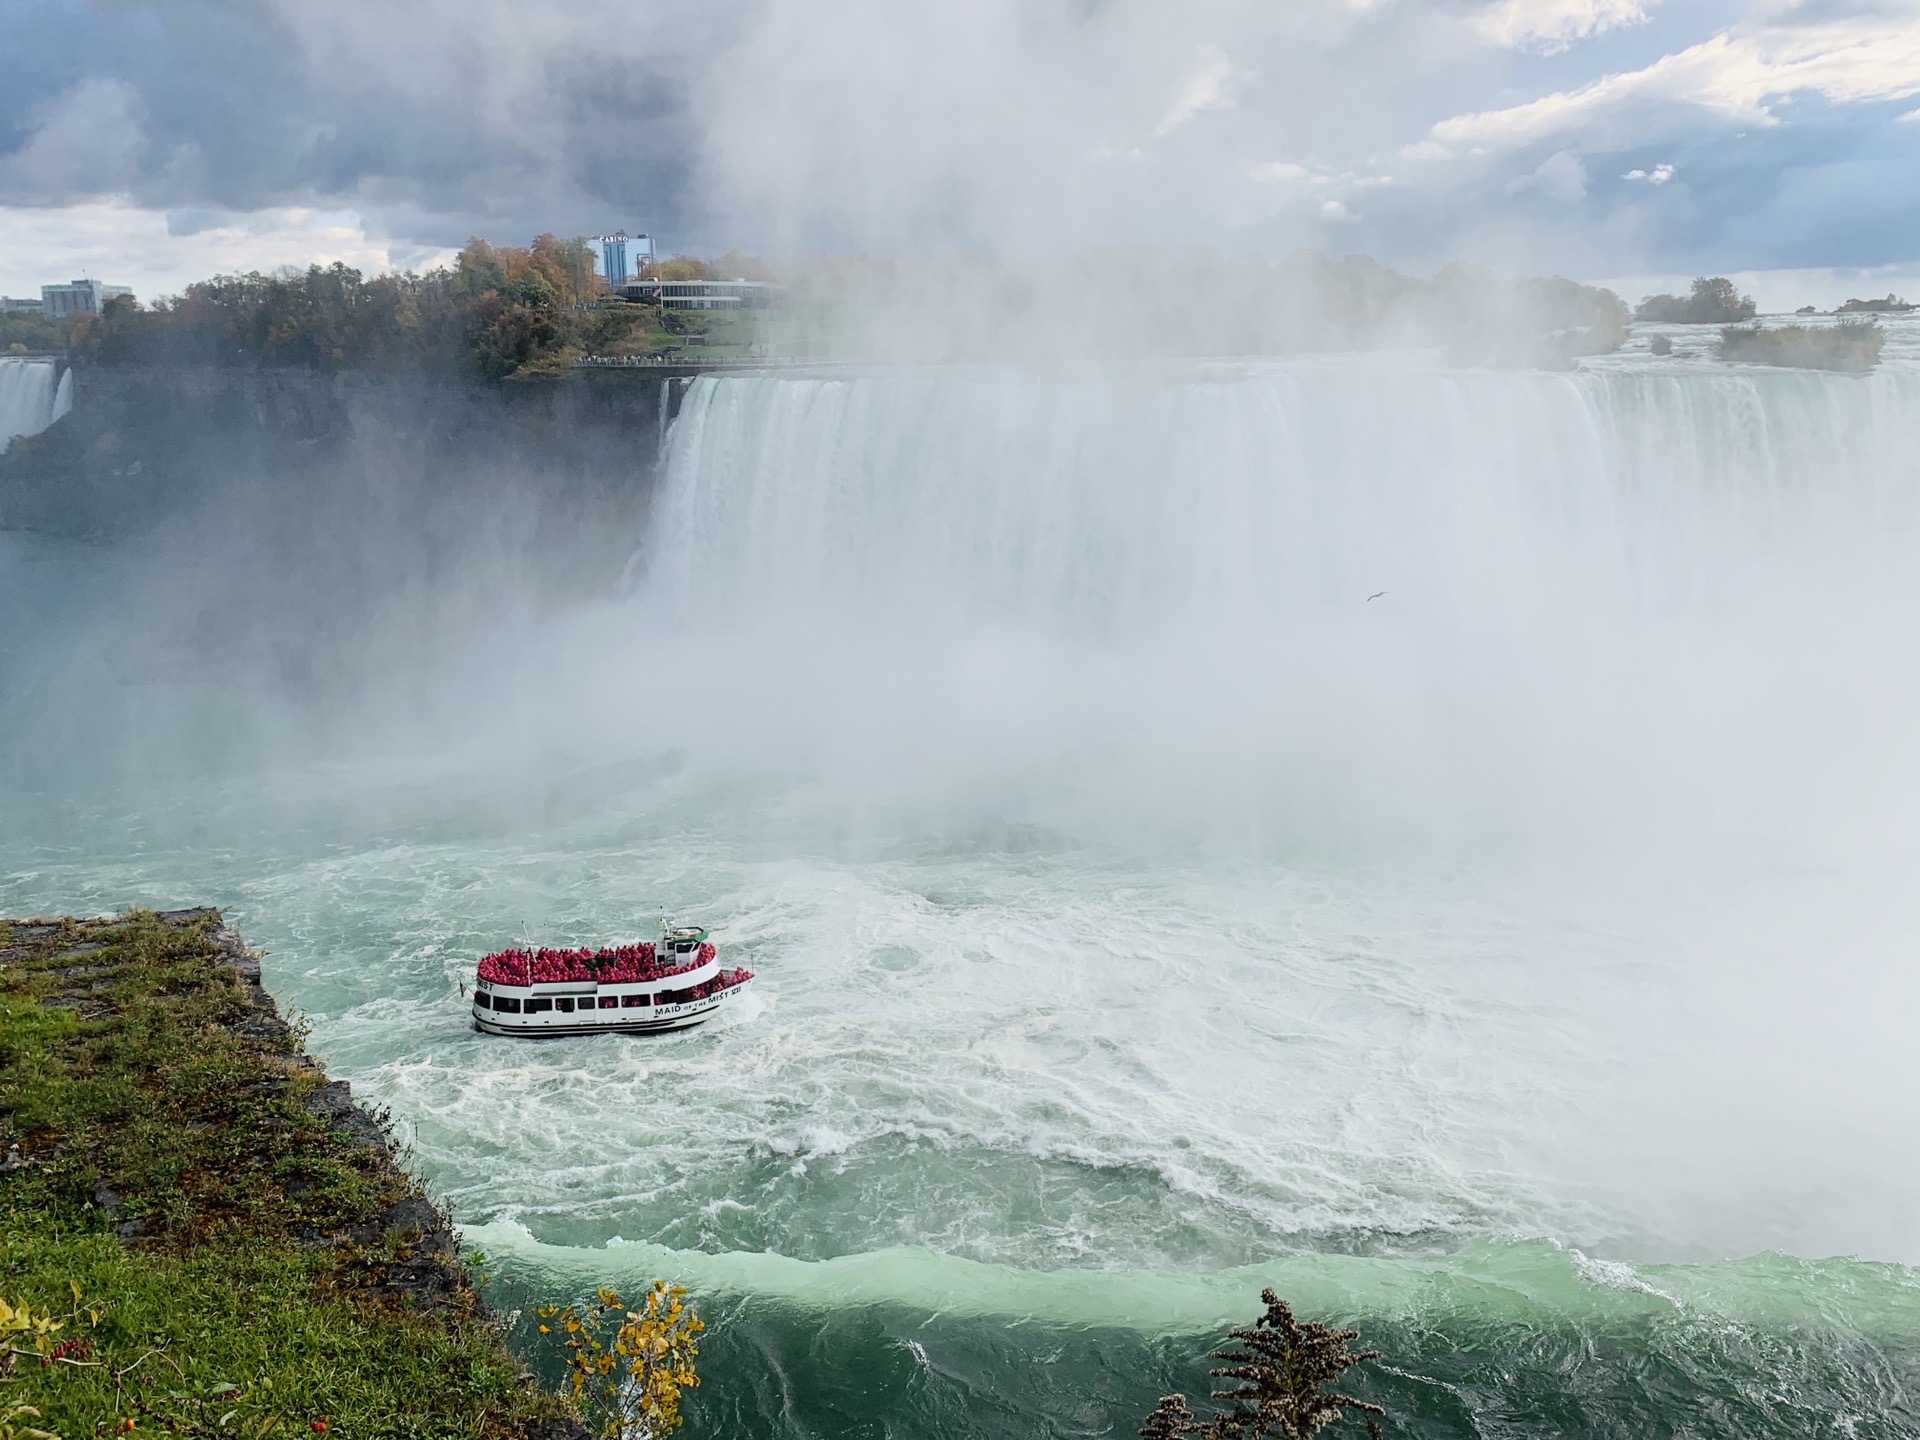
[8,353,1920,1435]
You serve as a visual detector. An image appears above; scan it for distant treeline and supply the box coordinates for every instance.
[1634,277,1756,324]
[6,242,1633,375]
[1837,294,1914,315]
[0,236,755,380]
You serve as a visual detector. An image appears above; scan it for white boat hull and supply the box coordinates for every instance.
[472,976,750,1037]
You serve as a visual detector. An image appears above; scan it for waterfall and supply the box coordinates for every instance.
[641,358,1920,855]
[653,359,1920,628]
[0,357,73,453]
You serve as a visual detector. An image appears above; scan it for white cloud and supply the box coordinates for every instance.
[1509,148,1588,201]
[0,199,454,301]
[1476,0,1653,53]
[1622,162,1676,183]
[1153,45,1244,138]
[1248,160,1314,185]
[1320,199,1354,219]
[1411,16,1920,157]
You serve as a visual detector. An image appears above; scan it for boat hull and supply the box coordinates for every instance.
[472,978,749,1037]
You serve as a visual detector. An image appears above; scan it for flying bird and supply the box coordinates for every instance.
[1367,591,1388,601]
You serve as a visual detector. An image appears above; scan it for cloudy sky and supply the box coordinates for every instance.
[3,0,1918,308]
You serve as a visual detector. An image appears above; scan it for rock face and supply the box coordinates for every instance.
[182,909,476,1311]
[0,365,676,558]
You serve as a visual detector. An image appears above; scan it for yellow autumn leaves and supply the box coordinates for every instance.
[538,1281,703,1439]
[0,1295,64,1351]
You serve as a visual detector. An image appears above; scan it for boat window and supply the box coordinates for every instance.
[524,997,552,1013]
[598,996,619,1009]
[494,996,521,1013]
[621,994,651,1007]
[556,997,575,1013]
[474,992,492,1009]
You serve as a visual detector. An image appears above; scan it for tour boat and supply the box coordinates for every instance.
[471,925,753,1036]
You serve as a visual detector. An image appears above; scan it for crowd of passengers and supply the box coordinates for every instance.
[476,941,717,986]
[475,968,753,1015]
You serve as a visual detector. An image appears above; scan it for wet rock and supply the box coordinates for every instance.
[154,907,220,925]
[302,1080,389,1152]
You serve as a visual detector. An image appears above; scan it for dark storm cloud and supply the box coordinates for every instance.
[0,0,713,251]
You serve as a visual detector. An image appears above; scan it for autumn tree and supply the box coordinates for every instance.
[539,1282,704,1439]
[643,255,716,282]
[47,232,690,377]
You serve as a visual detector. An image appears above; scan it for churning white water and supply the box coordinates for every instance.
[9,353,1920,1395]
[0,356,72,452]
[199,353,1916,1301]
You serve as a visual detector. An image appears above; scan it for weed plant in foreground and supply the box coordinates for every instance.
[0,909,581,1438]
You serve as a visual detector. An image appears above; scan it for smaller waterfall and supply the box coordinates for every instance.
[0,357,73,452]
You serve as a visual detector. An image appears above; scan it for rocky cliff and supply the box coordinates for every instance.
[0,365,677,560]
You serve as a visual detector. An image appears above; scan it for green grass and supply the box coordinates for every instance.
[0,911,579,1438]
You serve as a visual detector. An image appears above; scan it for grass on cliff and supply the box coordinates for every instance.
[0,910,577,1439]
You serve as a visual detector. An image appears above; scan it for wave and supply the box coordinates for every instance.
[466,1220,1920,1337]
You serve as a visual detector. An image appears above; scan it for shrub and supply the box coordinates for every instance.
[1718,320,1884,372]
[538,1283,703,1439]
[1138,1289,1384,1440]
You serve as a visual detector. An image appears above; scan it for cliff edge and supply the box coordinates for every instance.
[0,907,585,1438]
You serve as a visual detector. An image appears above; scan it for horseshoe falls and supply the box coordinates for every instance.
[8,352,1920,1438]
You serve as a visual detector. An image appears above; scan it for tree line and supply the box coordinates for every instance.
[4,236,739,380]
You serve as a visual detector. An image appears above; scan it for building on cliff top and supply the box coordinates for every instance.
[42,278,133,318]
[619,277,779,310]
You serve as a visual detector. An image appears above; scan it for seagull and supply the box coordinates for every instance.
[1367,591,1388,601]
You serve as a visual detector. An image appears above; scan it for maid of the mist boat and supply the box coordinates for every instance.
[471,923,753,1036]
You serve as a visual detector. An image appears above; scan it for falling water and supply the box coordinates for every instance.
[0,356,72,452]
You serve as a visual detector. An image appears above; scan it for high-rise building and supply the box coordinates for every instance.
[41,279,132,319]
[599,234,630,288]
